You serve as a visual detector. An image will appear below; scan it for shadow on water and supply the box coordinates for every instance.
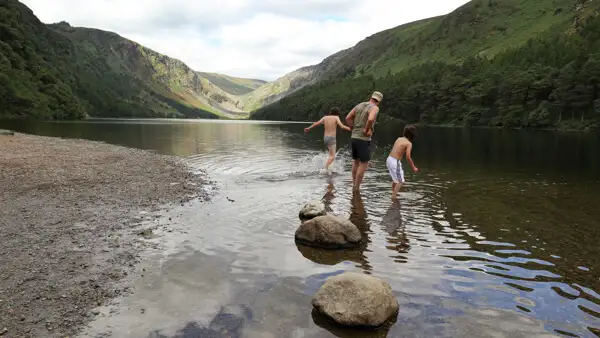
[147,304,252,338]
[311,308,394,338]
[381,201,411,263]
[296,185,372,269]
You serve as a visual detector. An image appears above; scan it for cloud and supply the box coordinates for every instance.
[20,0,470,81]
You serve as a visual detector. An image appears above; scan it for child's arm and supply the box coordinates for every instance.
[304,118,324,133]
[337,117,351,131]
[406,142,419,173]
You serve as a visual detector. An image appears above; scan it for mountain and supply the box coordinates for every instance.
[239,49,350,112]
[196,72,266,96]
[0,0,266,120]
[251,0,600,130]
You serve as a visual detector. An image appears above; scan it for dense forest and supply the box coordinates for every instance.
[0,0,218,120]
[253,3,600,130]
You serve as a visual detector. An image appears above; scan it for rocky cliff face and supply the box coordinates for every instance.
[51,23,258,118]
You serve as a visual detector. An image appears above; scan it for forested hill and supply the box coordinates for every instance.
[252,0,600,130]
[0,0,263,120]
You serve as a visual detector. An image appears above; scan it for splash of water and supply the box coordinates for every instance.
[311,149,348,175]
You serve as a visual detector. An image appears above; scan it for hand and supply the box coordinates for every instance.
[412,166,419,173]
[363,128,372,137]
[304,128,310,133]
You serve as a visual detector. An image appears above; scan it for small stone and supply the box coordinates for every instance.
[298,200,326,220]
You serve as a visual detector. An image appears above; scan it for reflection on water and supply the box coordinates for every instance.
[3,119,600,337]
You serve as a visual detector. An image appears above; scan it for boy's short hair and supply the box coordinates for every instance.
[329,107,340,116]
[403,124,417,142]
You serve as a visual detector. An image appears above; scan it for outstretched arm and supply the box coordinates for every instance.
[363,106,379,136]
[304,118,324,133]
[345,107,356,128]
[405,143,419,173]
[337,117,351,131]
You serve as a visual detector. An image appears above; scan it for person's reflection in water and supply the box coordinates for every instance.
[322,176,335,213]
[296,186,372,270]
[349,190,373,273]
[381,200,411,261]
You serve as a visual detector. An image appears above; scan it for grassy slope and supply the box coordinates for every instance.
[319,0,582,79]
[240,49,351,111]
[367,0,579,77]
[197,72,266,95]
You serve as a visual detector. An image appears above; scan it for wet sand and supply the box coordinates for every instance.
[0,133,210,337]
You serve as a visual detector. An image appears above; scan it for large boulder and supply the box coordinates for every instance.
[298,200,326,220]
[312,272,399,329]
[295,215,361,249]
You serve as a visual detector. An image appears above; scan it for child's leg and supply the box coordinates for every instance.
[325,143,336,169]
[392,161,405,200]
[392,182,402,200]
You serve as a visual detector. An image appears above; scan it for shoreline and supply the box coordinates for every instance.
[4,117,596,131]
[0,132,211,337]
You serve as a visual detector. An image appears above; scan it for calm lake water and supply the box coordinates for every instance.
[3,119,600,338]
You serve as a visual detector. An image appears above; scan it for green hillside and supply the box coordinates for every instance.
[252,0,600,130]
[0,0,266,120]
[0,0,222,120]
[323,0,587,79]
[197,72,266,96]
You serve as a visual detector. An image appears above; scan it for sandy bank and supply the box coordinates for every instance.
[0,133,209,337]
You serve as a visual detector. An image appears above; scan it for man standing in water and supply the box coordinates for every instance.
[345,91,383,191]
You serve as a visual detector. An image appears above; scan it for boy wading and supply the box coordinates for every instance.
[346,91,383,191]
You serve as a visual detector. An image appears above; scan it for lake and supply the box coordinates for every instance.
[3,119,600,338]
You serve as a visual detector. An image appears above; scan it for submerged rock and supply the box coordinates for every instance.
[295,215,361,249]
[299,200,326,220]
[312,272,399,329]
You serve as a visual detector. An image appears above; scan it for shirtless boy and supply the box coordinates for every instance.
[304,107,351,170]
[386,124,419,200]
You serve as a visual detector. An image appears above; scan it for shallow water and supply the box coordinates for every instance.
[3,119,600,337]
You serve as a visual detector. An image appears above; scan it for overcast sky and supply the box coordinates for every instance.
[22,0,470,81]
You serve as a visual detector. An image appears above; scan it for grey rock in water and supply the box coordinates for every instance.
[312,272,399,329]
[295,215,361,249]
[298,200,326,220]
[0,129,14,136]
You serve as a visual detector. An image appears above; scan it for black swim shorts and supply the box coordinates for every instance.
[351,138,371,162]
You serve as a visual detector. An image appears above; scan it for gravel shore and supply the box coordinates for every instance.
[0,133,209,337]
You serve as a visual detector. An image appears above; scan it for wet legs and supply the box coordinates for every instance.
[391,182,403,200]
[325,144,336,170]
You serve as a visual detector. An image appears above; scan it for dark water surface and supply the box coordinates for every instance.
[3,119,600,338]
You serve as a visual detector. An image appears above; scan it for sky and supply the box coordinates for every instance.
[21,0,470,81]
